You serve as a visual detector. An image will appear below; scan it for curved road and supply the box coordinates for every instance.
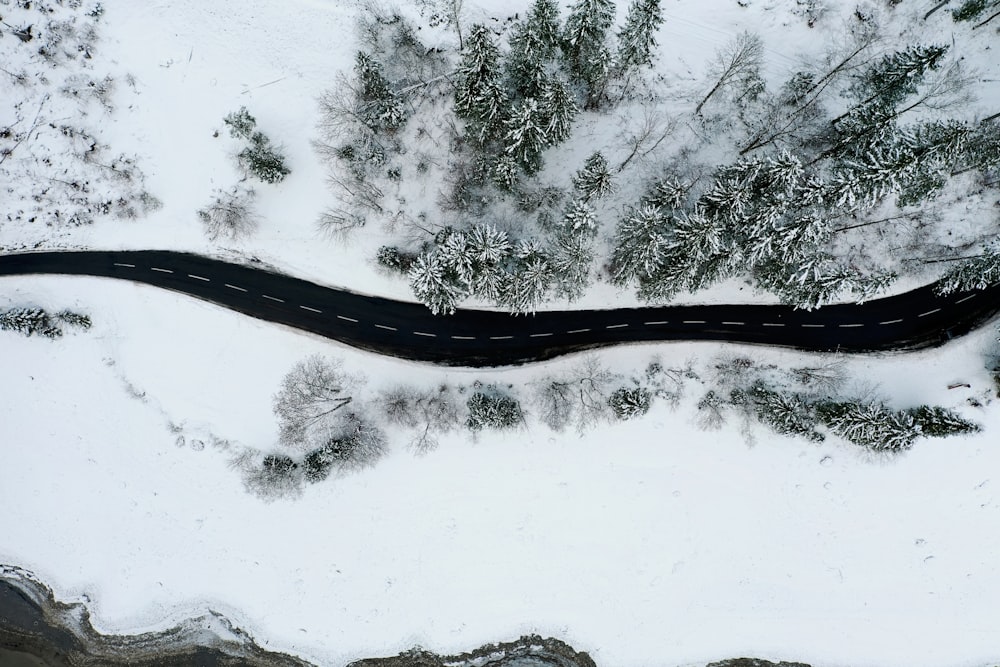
[1,250,998,367]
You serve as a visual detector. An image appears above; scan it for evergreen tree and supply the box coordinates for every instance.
[936,241,1000,294]
[0,308,61,338]
[539,76,579,144]
[507,0,561,98]
[502,240,553,312]
[560,199,598,237]
[816,400,919,452]
[610,204,669,286]
[223,107,257,140]
[561,0,615,106]
[615,0,663,74]
[848,44,949,111]
[492,155,520,190]
[354,52,407,133]
[909,406,981,437]
[408,253,466,315]
[551,232,594,300]
[572,151,614,199]
[239,132,291,184]
[454,25,509,143]
[746,383,824,442]
[503,98,549,173]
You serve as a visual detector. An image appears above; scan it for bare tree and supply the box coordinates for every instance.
[380,384,460,454]
[694,31,764,116]
[615,106,678,172]
[790,360,847,394]
[532,357,619,433]
[197,185,258,241]
[695,390,727,430]
[273,355,361,449]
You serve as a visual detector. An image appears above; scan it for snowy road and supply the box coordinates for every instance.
[1,250,998,366]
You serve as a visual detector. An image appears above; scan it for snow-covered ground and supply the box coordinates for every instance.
[3,0,1000,665]
[1,276,1000,667]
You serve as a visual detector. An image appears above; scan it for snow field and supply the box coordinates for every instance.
[1,276,999,667]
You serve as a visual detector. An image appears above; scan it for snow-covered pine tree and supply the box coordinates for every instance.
[223,107,257,140]
[550,231,594,300]
[561,0,615,107]
[503,98,549,173]
[760,253,896,310]
[408,252,467,315]
[641,177,687,211]
[610,204,668,286]
[239,133,290,184]
[816,400,919,452]
[909,406,981,437]
[848,44,949,112]
[614,0,663,75]
[936,241,1000,294]
[507,0,561,98]
[560,199,598,238]
[0,308,61,338]
[502,240,554,313]
[572,151,614,199]
[829,120,972,209]
[539,76,578,144]
[748,383,824,442]
[454,25,509,144]
[492,154,520,190]
[354,51,407,133]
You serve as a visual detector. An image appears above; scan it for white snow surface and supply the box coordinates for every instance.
[3,1,1000,666]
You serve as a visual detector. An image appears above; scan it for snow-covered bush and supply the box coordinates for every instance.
[223,107,290,184]
[608,386,651,420]
[466,390,523,431]
[197,186,258,242]
[0,308,91,339]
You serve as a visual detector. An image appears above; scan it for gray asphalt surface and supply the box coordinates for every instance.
[1,250,997,366]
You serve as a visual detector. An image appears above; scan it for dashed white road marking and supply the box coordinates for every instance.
[644,320,668,325]
[262,294,284,303]
[413,331,436,337]
[113,262,135,268]
[722,321,745,326]
[606,324,629,329]
[956,294,977,304]
[530,332,553,338]
[490,335,514,340]
[567,328,591,334]
[337,315,358,323]
[762,323,785,327]
[839,323,864,328]
[879,318,903,325]
[683,320,706,324]
[451,335,476,340]
[150,267,173,273]
[224,283,247,292]
[918,308,941,317]
[300,305,322,313]
[374,323,397,331]
[801,324,825,328]
[187,274,210,282]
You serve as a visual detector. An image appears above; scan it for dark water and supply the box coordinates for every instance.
[0,647,50,667]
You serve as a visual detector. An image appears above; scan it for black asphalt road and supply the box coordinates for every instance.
[1,250,998,367]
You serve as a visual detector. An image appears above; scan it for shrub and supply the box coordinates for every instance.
[608,386,651,420]
[466,390,523,430]
[376,245,417,273]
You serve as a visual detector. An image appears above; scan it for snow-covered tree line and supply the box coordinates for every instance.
[0,308,91,339]
[612,41,1000,309]
[409,153,612,313]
